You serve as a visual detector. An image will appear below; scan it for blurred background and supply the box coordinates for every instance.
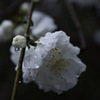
[0,0,100,100]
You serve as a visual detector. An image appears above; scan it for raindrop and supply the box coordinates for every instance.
[23,16,34,26]
[14,47,20,52]
[19,81,21,83]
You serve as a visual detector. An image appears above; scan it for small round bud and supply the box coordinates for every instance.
[1,20,14,34]
[20,2,30,13]
[12,35,27,48]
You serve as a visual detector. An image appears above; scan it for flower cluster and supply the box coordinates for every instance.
[13,10,57,38]
[0,2,57,42]
[11,31,86,94]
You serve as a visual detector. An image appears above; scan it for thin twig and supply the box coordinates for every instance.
[11,1,35,100]
[65,0,86,50]
[11,48,25,100]
[25,2,35,36]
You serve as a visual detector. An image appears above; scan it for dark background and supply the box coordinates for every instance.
[0,0,100,100]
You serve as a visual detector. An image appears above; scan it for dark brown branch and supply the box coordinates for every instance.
[11,1,35,100]
[11,48,25,100]
[65,0,86,50]
[25,2,35,36]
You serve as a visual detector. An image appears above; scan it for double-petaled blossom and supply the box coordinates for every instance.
[11,31,86,94]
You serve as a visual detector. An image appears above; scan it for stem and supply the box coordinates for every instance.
[11,48,25,100]
[11,1,35,100]
[25,2,35,36]
[65,0,86,49]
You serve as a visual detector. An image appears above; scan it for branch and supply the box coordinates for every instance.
[65,0,86,50]
[11,48,25,100]
[25,2,35,36]
[11,1,35,100]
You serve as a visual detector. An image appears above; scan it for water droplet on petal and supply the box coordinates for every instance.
[19,81,21,83]
[35,64,39,68]
[14,47,20,52]
[23,16,33,26]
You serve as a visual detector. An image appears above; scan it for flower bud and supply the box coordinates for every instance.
[20,2,30,13]
[1,20,14,33]
[12,35,26,48]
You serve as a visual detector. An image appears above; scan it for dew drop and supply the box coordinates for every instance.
[23,16,33,26]
[14,47,20,52]
[19,81,21,83]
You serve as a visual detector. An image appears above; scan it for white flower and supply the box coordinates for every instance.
[0,20,14,41]
[12,35,26,48]
[31,11,57,39]
[12,10,57,40]
[22,31,86,94]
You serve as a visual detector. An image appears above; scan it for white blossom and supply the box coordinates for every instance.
[12,10,57,40]
[31,11,57,39]
[0,4,56,42]
[0,20,14,41]
[22,31,86,94]
[12,35,26,48]
[10,31,86,94]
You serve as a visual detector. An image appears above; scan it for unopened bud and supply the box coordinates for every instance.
[12,35,26,48]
